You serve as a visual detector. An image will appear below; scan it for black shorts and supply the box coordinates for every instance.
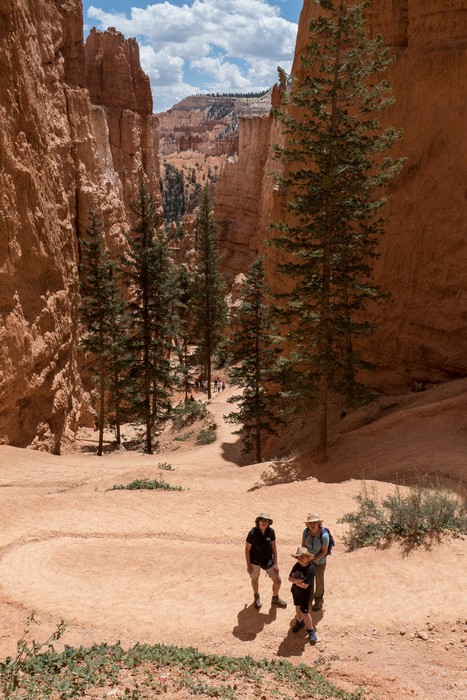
[291,585,310,614]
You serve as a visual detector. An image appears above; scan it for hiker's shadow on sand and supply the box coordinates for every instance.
[276,614,322,658]
[232,603,277,641]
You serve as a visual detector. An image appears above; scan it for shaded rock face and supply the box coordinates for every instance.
[214,114,275,285]
[0,1,158,451]
[215,0,467,388]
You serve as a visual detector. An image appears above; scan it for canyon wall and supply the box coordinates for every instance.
[215,0,467,388]
[0,1,158,451]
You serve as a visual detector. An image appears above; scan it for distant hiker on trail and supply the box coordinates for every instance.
[288,546,318,645]
[245,512,287,610]
[302,514,329,611]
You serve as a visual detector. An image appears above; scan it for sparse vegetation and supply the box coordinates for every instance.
[196,428,216,445]
[109,478,183,491]
[156,461,175,471]
[0,614,66,698]
[339,480,467,550]
[172,400,208,428]
[0,630,365,700]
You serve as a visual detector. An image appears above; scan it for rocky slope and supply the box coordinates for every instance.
[215,0,467,389]
[158,91,271,190]
[0,1,159,451]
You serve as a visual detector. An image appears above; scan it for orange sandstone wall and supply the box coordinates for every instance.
[0,1,159,451]
[215,0,467,388]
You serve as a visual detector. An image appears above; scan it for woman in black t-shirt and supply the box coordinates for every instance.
[245,512,287,610]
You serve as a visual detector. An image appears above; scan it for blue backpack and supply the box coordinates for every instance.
[320,527,335,555]
[303,526,335,556]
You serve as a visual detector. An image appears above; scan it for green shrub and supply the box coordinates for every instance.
[339,480,467,550]
[1,633,364,699]
[156,461,175,471]
[109,479,183,492]
[0,614,66,698]
[196,428,216,445]
[172,400,207,429]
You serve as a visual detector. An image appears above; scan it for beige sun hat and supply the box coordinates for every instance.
[304,513,320,523]
[255,512,273,524]
[291,546,313,559]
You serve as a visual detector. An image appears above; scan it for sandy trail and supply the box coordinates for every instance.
[0,386,466,699]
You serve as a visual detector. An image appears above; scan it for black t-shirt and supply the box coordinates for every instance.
[246,526,275,568]
[289,560,315,593]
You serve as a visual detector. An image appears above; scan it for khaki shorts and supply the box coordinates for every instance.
[249,564,281,582]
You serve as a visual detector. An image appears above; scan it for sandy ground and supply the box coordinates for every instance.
[0,384,466,699]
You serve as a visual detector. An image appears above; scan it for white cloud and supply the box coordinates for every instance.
[86,0,297,111]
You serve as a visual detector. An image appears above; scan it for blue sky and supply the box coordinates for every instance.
[82,1,302,112]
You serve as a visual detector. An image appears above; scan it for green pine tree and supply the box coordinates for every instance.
[162,163,187,226]
[191,185,227,399]
[270,0,404,462]
[172,264,193,401]
[79,209,126,456]
[122,183,178,454]
[225,255,284,463]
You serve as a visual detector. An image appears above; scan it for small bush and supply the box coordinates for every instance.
[156,461,175,471]
[174,432,193,442]
[172,400,207,429]
[196,428,216,445]
[109,479,183,492]
[339,480,467,550]
[0,614,66,698]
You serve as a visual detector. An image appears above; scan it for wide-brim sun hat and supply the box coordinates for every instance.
[256,511,273,524]
[304,513,320,523]
[291,546,313,559]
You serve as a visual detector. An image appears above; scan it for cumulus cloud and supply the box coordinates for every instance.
[86,0,297,112]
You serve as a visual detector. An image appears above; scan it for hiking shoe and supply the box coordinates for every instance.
[253,593,262,609]
[312,602,323,611]
[308,628,318,645]
[292,619,305,633]
[271,596,287,608]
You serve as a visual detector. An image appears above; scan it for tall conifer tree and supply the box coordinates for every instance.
[191,185,227,399]
[270,0,404,462]
[79,209,126,456]
[122,183,178,453]
[225,256,284,463]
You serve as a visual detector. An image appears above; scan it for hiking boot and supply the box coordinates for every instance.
[253,593,262,609]
[292,619,305,633]
[271,595,287,608]
[308,628,318,645]
[312,602,323,611]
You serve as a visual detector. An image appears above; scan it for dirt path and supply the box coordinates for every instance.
[0,387,466,699]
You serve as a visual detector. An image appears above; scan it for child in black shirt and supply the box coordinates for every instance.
[288,546,318,644]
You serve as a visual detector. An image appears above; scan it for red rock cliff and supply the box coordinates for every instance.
[0,1,159,451]
[85,27,160,210]
[215,0,467,388]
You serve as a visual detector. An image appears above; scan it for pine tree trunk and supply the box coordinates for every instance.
[315,374,328,463]
[255,415,261,464]
[97,339,105,457]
